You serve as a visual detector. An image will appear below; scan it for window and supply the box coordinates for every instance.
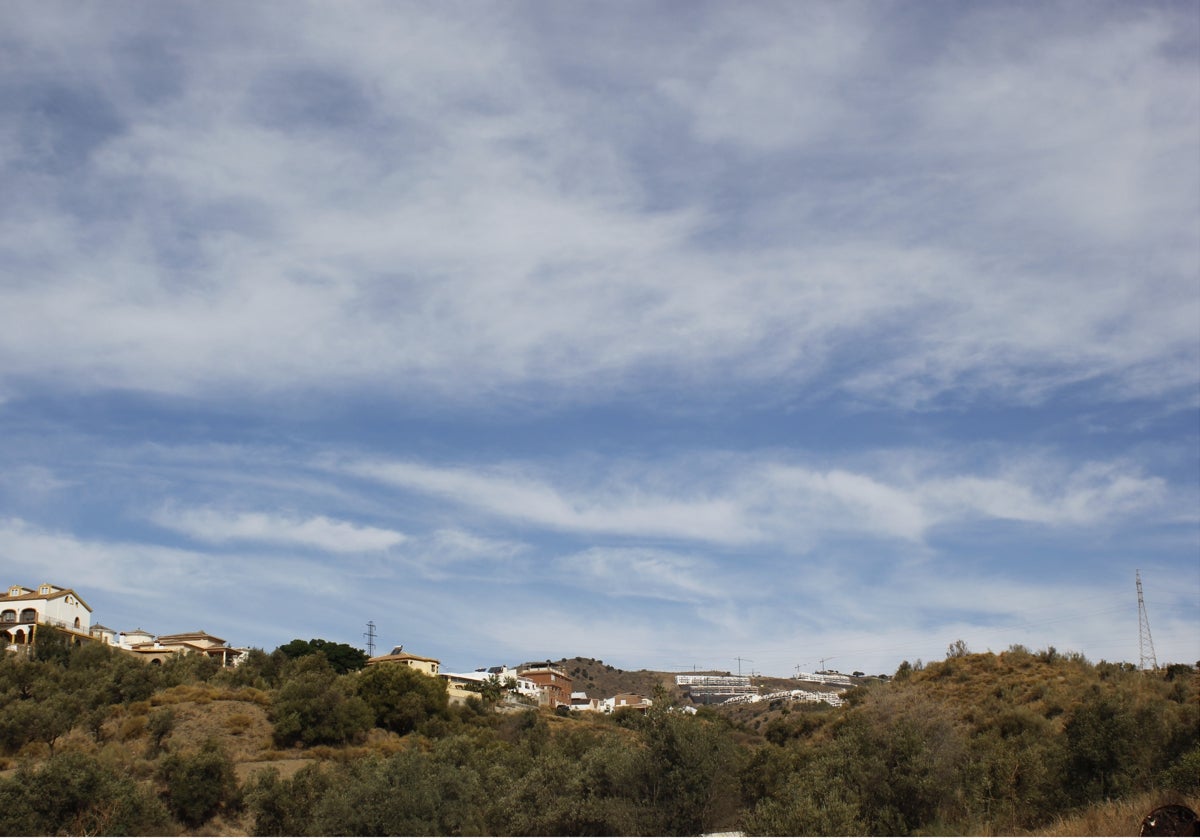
[74,617,81,629]
[20,608,36,623]
[0,610,14,623]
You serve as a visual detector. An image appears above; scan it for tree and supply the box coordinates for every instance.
[276,639,368,674]
[0,751,171,836]
[947,639,971,658]
[212,647,280,689]
[354,663,448,735]
[1063,691,1139,801]
[479,674,505,705]
[31,624,74,666]
[629,690,743,835]
[160,651,220,685]
[159,739,238,827]
[271,655,372,747]
[146,707,175,756]
[27,694,79,755]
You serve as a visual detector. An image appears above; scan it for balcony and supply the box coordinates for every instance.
[0,612,38,626]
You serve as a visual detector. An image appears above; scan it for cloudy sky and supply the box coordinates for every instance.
[2,1,1197,677]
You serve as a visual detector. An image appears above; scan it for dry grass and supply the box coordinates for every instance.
[1033,791,1200,836]
[233,757,314,785]
[163,699,274,761]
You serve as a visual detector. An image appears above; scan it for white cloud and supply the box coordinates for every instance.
[346,450,1174,549]
[0,517,213,597]
[0,465,75,503]
[660,4,874,151]
[920,460,1170,529]
[0,5,1194,412]
[347,459,756,544]
[559,547,728,603]
[916,8,1198,244]
[151,505,407,553]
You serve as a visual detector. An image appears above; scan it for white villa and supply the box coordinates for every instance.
[1,583,93,650]
[2,582,245,665]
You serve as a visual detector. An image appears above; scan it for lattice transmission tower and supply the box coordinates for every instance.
[1136,570,1158,672]
[364,620,377,658]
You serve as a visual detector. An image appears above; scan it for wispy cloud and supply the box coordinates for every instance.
[347,451,1176,548]
[151,505,407,553]
[346,459,756,543]
[558,547,729,604]
[0,2,1195,677]
[0,5,1194,411]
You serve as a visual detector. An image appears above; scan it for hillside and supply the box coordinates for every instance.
[1,638,1196,836]
[535,656,678,701]
[539,656,862,705]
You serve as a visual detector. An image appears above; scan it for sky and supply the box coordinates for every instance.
[1,1,1197,679]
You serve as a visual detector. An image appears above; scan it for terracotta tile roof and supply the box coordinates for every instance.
[1,584,92,612]
[368,651,440,665]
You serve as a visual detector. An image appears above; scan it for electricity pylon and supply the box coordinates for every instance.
[364,620,377,658]
[1136,570,1158,672]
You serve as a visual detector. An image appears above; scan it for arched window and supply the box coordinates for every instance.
[0,610,15,623]
[74,617,81,629]
[19,608,36,623]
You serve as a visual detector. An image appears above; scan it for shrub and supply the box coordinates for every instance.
[146,707,175,756]
[226,712,255,735]
[0,751,171,836]
[159,739,238,827]
[119,715,147,741]
[271,655,372,747]
[353,663,449,736]
[1159,747,1200,794]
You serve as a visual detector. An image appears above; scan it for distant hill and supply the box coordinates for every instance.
[528,657,872,705]
[522,657,678,701]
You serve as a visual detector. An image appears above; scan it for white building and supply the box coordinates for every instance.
[475,665,540,700]
[1,583,92,650]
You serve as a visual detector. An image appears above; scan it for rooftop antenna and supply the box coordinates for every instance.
[1136,570,1158,671]
[364,620,377,658]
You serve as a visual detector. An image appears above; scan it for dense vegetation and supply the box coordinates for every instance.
[0,630,1196,836]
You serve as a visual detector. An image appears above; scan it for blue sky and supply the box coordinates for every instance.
[1,1,1197,677]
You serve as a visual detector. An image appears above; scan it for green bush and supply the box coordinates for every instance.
[353,662,448,735]
[276,639,368,674]
[159,739,238,827]
[146,707,175,756]
[0,751,171,836]
[1159,746,1200,795]
[271,654,372,747]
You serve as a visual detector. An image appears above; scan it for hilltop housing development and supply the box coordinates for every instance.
[1,582,670,713]
[3,581,852,712]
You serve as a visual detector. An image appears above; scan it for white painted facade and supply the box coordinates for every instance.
[1,583,92,649]
[475,666,540,700]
